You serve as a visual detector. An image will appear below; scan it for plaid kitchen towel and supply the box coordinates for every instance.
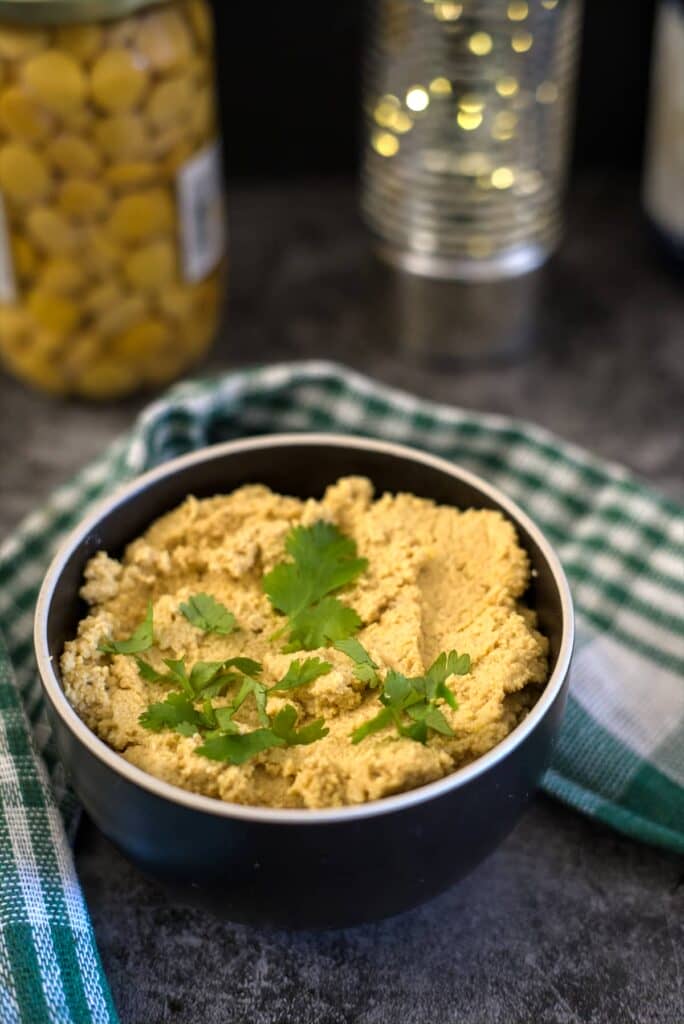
[0,632,118,1024]
[0,361,682,1022]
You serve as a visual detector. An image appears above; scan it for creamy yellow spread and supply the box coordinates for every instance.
[61,477,548,809]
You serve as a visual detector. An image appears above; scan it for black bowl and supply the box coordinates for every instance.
[35,434,574,928]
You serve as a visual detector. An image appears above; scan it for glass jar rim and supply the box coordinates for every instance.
[0,0,166,26]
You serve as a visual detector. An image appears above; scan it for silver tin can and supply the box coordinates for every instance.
[361,0,583,282]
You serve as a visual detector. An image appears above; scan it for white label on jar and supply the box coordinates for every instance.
[0,192,16,303]
[177,141,226,284]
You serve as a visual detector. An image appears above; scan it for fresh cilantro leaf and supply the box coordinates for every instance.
[252,681,269,727]
[200,699,217,730]
[263,521,367,651]
[230,677,256,713]
[398,718,428,743]
[162,657,187,680]
[269,704,296,737]
[285,521,367,595]
[214,706,240,732]
[270,657,332,693]
[351,705,393,744]
[179,593,236,636]
[382,670,423,710]
[136,656,235,700]
[422,705,454,736]
[162,658,193,696]
[453,652,471,675]
[199,672,241,699]
[99,603,154,655]
[189,661,226,695]
[223,657,262,676]
[139,692,203,734]
[287,718,329,745]
[270,705,329,746]
[436,682,458,711]
[199,705,328,761]
[230,676,269,726]
[144,658,257,700]
[333,638,379,686]
[194,658,262,699]
[423,650,469,703]
[285,598,362,652]
[175,721,199,737]
[265,521,367,615]
[351,651,469,745]
[135,657,168,683]
[261,561,308,620]
[405,701,428,721]
[197,728,284,765]
[333,637,373,662]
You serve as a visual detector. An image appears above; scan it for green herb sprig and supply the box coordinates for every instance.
[97,529,469,771]
[343,646,470,745]
[135,652,330,763]
[179,593,236,636]
[134,647,330,752]
[99,600,332,765]
[98,602,154,655]
[198,706,328,765]
[333,638,380,687]
[263,521,367,651]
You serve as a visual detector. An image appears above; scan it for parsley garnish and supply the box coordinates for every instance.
[198,727,283,765]
[283,598,361,650]
[135,653,332,763]
[98,537,468,770]
[179,593,236,636]
[135,656,166,682]
[99,603,154,655]
[135,655,260,700]
[270,704,328,746]
[269,657,332,692]
[223,657,262,676]
[139,692,210,736]
[217,656,331,728]
[263,521,367,651]
[197,705,328,765]
[333,638,379,686]
[230,675,270,726]
[347,648,470,745]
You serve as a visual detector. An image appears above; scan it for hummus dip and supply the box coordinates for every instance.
[61,476,549,809]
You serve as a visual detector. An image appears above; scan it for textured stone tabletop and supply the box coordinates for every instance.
[1,176,682,1024]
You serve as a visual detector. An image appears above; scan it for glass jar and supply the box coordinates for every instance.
[0,0,225,398]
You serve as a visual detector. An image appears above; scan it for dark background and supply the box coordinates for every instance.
[211,0,657,179]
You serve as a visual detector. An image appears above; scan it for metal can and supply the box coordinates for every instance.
[643,0,684,270]
[361,0,583,281]
[0,0,225,398]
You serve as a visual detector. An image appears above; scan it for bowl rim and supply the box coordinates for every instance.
[34,432,574,826]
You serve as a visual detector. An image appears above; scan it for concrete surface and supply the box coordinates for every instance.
[1,175,682,1024]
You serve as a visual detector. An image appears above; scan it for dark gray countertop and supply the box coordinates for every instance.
[1,176,682,1024]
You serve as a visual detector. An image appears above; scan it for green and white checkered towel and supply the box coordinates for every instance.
[1,361,683,1023]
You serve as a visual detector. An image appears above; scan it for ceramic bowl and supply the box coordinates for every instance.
[35,434,574,928]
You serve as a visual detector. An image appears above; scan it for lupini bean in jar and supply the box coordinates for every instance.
[0,0,225,398]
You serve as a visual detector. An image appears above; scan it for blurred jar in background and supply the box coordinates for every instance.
[361,0,582,281]
[643,0,684,269]
[0,0,225,399]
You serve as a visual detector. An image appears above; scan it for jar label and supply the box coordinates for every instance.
[177,140,226,284]
[0,192,16,303]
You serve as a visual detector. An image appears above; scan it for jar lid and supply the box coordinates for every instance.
[0,0,164,25]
